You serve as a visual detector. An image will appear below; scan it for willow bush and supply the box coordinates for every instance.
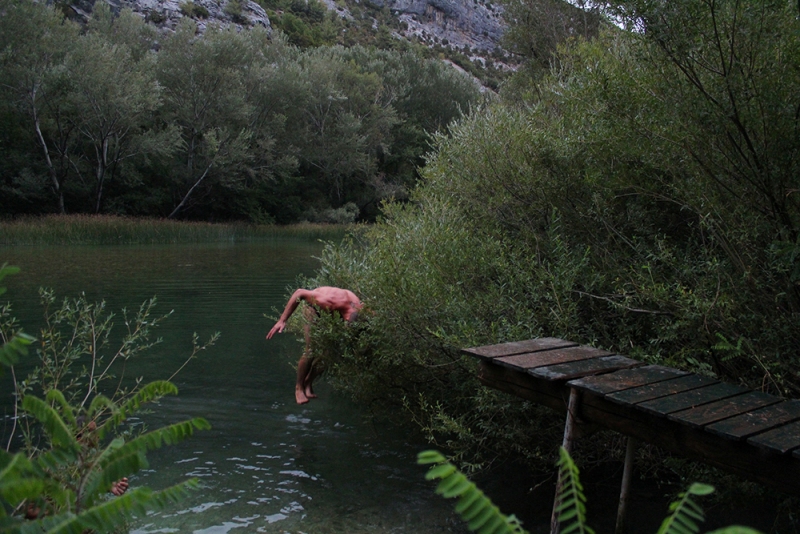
[309,0,800,477]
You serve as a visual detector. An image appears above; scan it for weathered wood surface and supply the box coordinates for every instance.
[468,338,800,496]
[705,399,800,440]
[670,392,781,429]
[748,420,800,455]
[529,355,641,381]
[495,345,613,371]
[606,375,718,405]
[569,365,688,395]
[463,338,578,360]
[637,383,747,417]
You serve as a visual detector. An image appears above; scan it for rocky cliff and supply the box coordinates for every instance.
[67,0,271,33]
[66,0,505,57]
[372,0,504,51]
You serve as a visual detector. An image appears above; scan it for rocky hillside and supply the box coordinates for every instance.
[67,0,507,53]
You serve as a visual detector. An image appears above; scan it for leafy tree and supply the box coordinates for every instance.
[69,8,177,213]
[0,0,80,213]
[156,21,262,218]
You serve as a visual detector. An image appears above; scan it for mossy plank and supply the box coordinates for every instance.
[495,345,613,372]
[606,374,718,406]
[461,338,577,360]
[748,419,800,454]
[568,365,687,395]
[668,391,781,428]
[637,383,746,417]
[530,355,641,381]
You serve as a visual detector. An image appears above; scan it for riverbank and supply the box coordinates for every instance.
[0,215,350,245]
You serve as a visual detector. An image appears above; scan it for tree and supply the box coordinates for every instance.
[70,5,177,213]
[0,0,80,213]
[156,21,258,218]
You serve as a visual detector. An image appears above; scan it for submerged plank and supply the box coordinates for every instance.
[638,383,746,417]
[668,391,780,428]
[568,365,687,396]
[705,400,800,440]
[748,420,800,455]
[496,345,614,372]
[530,355,641,381]
[607,374,718,406]
[462,338,577,360]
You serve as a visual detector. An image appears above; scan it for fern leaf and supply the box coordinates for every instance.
[100,380,179,437]
[21,395,79,453]
[86,394,117,420]
[100,418,210,469]
[418,450,528,534]
[45,390,76,427]
[82,450,148,507]
[0,331,34,369]
[34,447,78,474]
[705,527,763,534]
[555,447,594,534]
[656,483,714,534]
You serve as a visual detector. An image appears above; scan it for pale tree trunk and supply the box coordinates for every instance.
[31,85,66,213]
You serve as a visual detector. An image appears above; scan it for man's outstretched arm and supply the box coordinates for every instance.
[267,289,311,339]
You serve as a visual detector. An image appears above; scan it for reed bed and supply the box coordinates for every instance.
[0,215,349,245]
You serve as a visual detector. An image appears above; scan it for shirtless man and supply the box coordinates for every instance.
[267,287,362,404]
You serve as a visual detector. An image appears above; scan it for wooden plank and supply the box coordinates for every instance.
[668,391,781,428]
[530,355,641,381]
[576,391,800,496]
[462,338,577,360]
[478,361,570,414]
[748,420,800,455]
[606,374,718,406]
[638,383,746,417]
[478,360,800,496]
[568,365,688,396]
[496,345,614,372]
[706,400,800,440]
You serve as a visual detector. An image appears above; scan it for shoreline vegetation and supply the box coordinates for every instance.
[0,214,350,245]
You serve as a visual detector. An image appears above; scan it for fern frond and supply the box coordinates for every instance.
[59,480,199,534]
[86,394,117,420]
[100,418,210,469]
[706,527,763,534]
[555,447,594,534]
[0,331,34,370]
[45,390,76,427]
[34,447,78,474]
[418,450,528,534]
[82,450,148,507]
[21,395,79,453]
[100,380,178,438]
[656,483,714,534]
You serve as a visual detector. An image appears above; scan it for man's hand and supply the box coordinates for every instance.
[267,320,286,339]
[111,478,129,496]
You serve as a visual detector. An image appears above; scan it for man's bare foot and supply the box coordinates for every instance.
[304,385,317,399]
[295,388,309,404]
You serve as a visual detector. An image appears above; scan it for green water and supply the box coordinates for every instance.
[0,239,463,533]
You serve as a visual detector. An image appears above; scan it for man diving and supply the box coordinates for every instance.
[266,286,363,404]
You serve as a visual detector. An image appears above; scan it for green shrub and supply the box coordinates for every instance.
[179,1,209,18]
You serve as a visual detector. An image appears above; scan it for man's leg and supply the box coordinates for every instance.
[296,354,312,404]
[295,306,320,404]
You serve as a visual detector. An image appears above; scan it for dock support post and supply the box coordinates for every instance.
[550,387,581,534]
[615,437,638,534]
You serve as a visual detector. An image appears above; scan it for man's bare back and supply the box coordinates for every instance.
[266,287,362,404]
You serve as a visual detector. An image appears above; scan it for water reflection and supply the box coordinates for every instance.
[0,240,463,533]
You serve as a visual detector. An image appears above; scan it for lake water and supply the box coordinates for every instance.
[0,239,464,533]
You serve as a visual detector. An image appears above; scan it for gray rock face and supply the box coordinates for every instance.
[371,0,504,50]
[68,0,270,34]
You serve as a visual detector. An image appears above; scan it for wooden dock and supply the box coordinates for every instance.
[463,338,800,532]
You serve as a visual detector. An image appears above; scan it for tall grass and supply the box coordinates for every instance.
[0,215,350,245]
